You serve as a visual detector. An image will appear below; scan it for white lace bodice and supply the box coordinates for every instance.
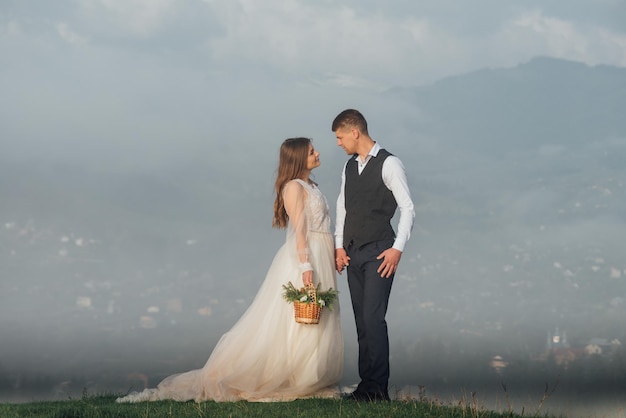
[293,179,331,234]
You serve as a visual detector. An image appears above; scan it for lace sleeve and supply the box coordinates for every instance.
[283,180,310,267]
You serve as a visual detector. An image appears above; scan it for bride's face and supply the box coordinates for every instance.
[306,144,321,171]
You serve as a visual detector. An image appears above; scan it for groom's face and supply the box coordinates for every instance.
[335,126,358,155]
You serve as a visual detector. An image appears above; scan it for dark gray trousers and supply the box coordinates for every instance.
[345,239,395,395]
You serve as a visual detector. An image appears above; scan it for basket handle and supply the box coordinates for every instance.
[305,283,317,304]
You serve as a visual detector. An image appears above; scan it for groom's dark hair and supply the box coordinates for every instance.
[332,109,369,135]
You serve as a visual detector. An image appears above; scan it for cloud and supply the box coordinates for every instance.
[1,20,22,37]
[56,22,88,46]
[74,0,182,37]
[310,72,387,91]
[202,1,464,87]
[193,2,626,86]
[497,9,626,67]
[4,1,624,88]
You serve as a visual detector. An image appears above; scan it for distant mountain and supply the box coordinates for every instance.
[391,56,626,155]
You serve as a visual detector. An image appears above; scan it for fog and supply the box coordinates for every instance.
[2,2,626,417]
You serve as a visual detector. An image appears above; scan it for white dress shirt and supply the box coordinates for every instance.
[335,142,415,252]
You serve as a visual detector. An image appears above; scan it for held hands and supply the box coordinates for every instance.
[377,248,402,278]
[335,248,350,275]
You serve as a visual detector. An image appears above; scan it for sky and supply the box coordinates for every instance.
[2,0,625,85]
[1,0,626,169]
[1,1,626,414]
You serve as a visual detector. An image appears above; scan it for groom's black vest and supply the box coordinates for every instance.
[343,149,397,249]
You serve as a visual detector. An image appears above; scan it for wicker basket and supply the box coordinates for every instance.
[293,284,321,324]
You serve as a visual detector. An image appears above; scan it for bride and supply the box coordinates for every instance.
[117,137,343,403]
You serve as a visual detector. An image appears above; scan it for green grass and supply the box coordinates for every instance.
[0,393,557,418]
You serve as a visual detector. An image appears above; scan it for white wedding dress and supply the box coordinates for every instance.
[117,179,343,403]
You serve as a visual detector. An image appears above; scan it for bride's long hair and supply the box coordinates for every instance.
[273,137,312,229]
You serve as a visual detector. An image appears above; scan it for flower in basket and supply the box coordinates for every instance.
[281,282,339,310]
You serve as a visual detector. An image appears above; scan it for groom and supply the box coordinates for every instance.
[332,109,414,402]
